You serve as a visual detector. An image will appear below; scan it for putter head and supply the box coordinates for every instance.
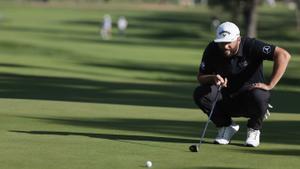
[189,145,199,152]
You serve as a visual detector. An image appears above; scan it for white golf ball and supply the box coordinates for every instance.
[146,161,152,168]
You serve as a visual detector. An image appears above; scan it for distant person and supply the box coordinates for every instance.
[100,14,112,40]
[194,22,291,147]
[211,16,220,31]
[117,16,128,36]
[265,0,276,7]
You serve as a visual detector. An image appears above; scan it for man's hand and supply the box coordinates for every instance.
[197,73,227,87]
[249,83,272,91]
[214,74,227,87]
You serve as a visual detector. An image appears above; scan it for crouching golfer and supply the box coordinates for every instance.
[194,22,291,147]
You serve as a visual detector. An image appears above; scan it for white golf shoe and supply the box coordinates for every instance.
[214,124,240,145]
[245,128,260,147]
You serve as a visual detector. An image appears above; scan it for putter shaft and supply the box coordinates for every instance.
[196,86,222,150]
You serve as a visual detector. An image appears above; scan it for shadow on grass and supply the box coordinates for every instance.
[0,73,195,109]
[183,167,252,169]
[0,25,96,37]
[237,149,300,157]
[0,63,31,68]
[10,116,300,146]
[82,61,195,78]
[270,89,300,114]
[13,116,205,138]
[0,71,299,113]
[0,40,88,61]
[10,130,198,144]
[50,35,205,49]
[128,12,212,27]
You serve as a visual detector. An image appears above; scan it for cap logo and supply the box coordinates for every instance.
[219,30,231,37]
[263,46,271,54]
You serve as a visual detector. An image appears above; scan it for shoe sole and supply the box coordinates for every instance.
[213,140,230,145]
[245,143,258,147]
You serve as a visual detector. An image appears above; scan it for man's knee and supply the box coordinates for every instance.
[248,89,270,104]
[193,85,211,102]
[193,85,222,111]
[193,85,213,111]
[246,89,270,118]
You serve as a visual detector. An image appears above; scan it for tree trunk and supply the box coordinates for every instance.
[201,0,207,5]
[243,0,260,38]
[296,0,300,30]
[231,0,242,24]
[159,0,167,4]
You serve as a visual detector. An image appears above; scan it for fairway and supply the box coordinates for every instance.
[0,1,299,169]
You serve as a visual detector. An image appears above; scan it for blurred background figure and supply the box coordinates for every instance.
[100,14,112,40]
[211,16,220,31]
[117,16,128,36]
[265,0,276,7]
[179,0,195,7]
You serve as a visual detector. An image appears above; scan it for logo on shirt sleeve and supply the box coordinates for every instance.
[263,46,271,54]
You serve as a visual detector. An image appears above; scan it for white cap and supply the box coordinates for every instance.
[214,22,240,43]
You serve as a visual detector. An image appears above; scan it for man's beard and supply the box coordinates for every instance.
[224,50,232,57]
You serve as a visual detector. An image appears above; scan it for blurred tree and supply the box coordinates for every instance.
[29,0,49,2]
[179,0,195,6]
[286,0,300,30]
[243,0,260,37]
[207,0,260,38]
[296,0,300,30]
[159,0,167,3]
[207,0,242,23]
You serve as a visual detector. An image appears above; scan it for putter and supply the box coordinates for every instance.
[189,85,222,152]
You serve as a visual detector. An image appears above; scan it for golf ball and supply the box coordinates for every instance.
[146,161,152,168]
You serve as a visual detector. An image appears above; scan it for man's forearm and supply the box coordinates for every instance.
[268,47,291,89]
[197,74,215,84]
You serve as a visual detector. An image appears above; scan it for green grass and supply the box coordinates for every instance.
[0,2,299,169]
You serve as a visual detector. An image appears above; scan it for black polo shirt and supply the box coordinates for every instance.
[199,37,276,94]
